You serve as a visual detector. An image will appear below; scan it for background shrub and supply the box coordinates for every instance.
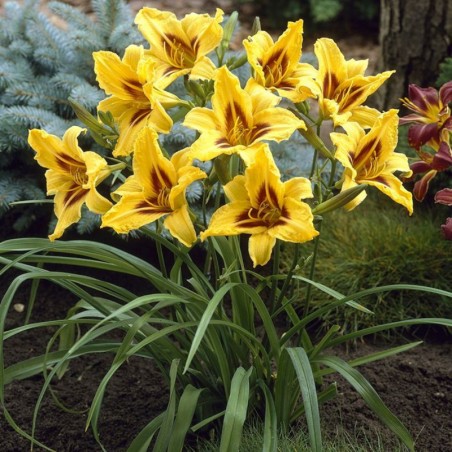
[0,0,142,237]
[283,193,452,339]
[238,0,380,36]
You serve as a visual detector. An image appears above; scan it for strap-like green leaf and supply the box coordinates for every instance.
[167,384,203,451]
[219,367,253,452]
[285,348,322,452]
[126,412,166,452]
[314,355,414,451]
[153,359,180,452]
[257,380,278,452]
[183,282,237,374]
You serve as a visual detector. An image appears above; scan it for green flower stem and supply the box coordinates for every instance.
[309,148,318,180]
[268,239,281,314]
[327,158,337,189]
[155,221,168,280]
[304,218,323,316]
[276,243,300,307]
[233,235,247,285]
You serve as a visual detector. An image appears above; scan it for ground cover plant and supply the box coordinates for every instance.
[287,193,452,337]
[0,3,451,452]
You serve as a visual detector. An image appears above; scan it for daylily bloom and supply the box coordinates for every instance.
[400,81,452,149]
[101,127,206,247]
[184,66,306,162]
[200,146,318,267]
[435,188,452,206]
[28,126,112,241]
[331,109,413,213]
[314,38,394,127]
[94,45,181,157]
[407,141,452,201]
[440,218,452,240]
[243,19,318,103]
[135,7,224,83]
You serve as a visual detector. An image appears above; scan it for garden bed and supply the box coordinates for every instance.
[1,279,451,451]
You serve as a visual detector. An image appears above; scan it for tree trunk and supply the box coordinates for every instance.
[375,0,452,110]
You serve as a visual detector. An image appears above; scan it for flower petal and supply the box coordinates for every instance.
[251,108,306,142]
[50,186,88,241]
[366,174,413,214]
[211,67,253,136]
[248,232,276,267]
[181,8,224,58]
[29,127,85,172]
[283,177,313,200]
[93,47,148,102]
[133,127,177,198]
[435,188,452,206]
[430,141,452,171]
[270,198,318,243]
[163,204,197,247]
[413,169,437,202]
[183,107,219,134]
[223,175,247,202]
[440,217,452,240]
[314,38,347,99]
[245,147,284,210]
[101,192,167,233]
[201,201,266,240]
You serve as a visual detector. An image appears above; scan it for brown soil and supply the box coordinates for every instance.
[1,275,451,451]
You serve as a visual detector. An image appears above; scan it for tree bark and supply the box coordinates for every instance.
[375,0,452,110]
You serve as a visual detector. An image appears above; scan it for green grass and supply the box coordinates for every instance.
[192,421,405,451]
[282,192,452,338]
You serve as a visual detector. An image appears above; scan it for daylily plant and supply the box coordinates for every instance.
[201,145,318,266]
[400,81,452,240]
[17,9,438,452]
[243,19,318,103]
[331,109,413,213]
[28,126,113,240]
[101,127,206,247]
[94,45,182,157]
[134,7,224,82]
[314,38,394,127]
[184,65,306,163]
[25,9,416,262]
[400,81,452,149]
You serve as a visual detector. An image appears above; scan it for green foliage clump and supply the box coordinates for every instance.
[243,0,379,33]
[436,57,452,87]
[0,0,143,235]
[285,194,452,337]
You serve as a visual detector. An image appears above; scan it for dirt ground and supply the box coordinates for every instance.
[1,279,451,451]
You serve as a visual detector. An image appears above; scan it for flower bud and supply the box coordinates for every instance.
[312,184,368,215]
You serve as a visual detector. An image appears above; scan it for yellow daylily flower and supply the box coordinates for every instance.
[201,146,318,267]
[184,66,306,162]
[28,126,112,241]
[314,38,394,127]
[94,45,180,157]
[101,127,206,247]
[243,19,318,103]
[135,7,224,83]
[331,109,413,213]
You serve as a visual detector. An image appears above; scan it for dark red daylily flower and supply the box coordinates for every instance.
[408,141,452,201]
[440,217,452,240]
[435,188,452,206]
[400,81,452,149]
